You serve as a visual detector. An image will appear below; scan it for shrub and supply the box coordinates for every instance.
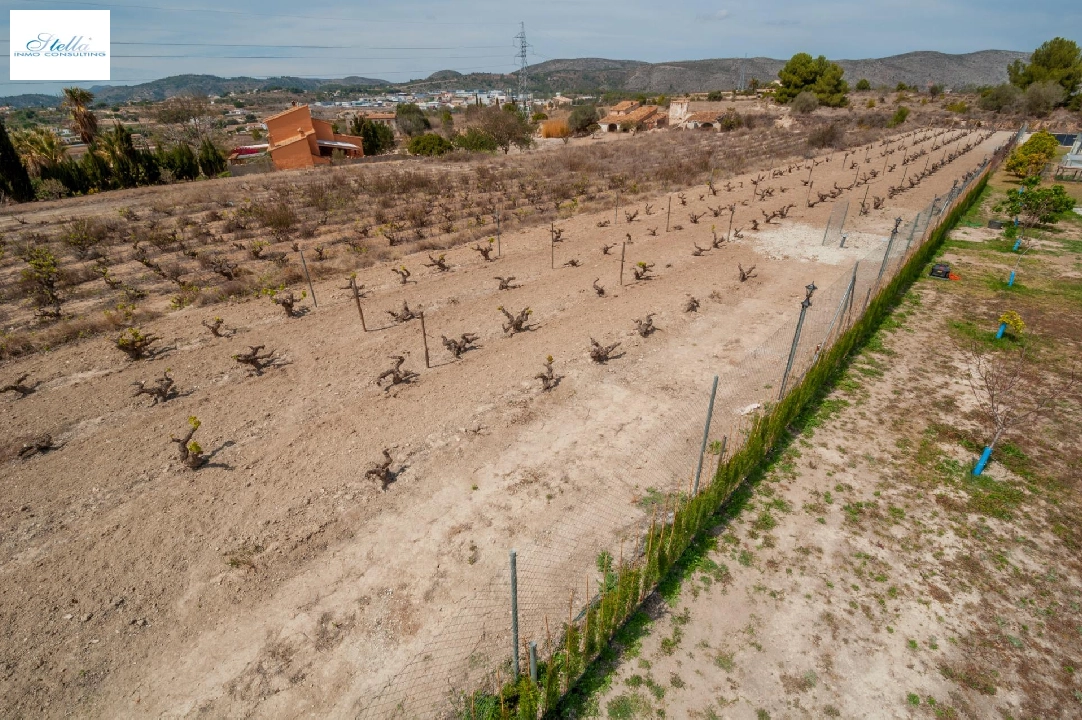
[945,100,969,113]
[791,91,820,114]
[979,84,1022,113]
[718,110,743,131]
[865,98,876,108]
[1023,81,1064,117]
[887,106,910,127]
[1005,131,1059,178]
[807,123,843,149]
[855,78,871,91]
[452,127,498,153]
[568,105,599,134]
[408,133,454,156]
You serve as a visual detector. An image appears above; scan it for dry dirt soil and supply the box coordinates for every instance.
[0,128,1007,717]
[587,169,1082,720]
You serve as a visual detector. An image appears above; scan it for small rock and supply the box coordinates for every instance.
[63,613,73,620]
[82,613,92,622]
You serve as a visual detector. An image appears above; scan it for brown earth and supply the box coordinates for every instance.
[0,128,1007,717]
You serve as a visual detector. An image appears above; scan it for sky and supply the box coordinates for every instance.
[2,0,1080,97]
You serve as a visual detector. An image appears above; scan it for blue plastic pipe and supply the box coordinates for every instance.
[1012,239,1022,251]
[973,446,993,476]
[1008,270,1016,286]
[995,322,1007,339]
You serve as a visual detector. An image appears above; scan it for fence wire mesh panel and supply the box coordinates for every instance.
[821,200,849,246]
[356,131,1013,719]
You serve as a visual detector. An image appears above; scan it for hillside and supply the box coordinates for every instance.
[0,50,1028,108]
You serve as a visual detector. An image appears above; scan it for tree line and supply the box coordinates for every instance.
[1,87,227,203]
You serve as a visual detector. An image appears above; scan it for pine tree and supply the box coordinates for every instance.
[0,117,35,202]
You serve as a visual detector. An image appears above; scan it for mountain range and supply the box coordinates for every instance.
[0,50,1028,108]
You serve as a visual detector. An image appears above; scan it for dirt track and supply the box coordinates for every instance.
[0,128,1009,717]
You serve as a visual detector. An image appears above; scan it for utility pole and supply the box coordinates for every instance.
[514,22,530,114]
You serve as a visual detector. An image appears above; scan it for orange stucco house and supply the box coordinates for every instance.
[264,103,364,170]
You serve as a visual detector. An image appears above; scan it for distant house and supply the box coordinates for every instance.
[264,103,364,170]
[358,111,396,128]
[597,104,667,133]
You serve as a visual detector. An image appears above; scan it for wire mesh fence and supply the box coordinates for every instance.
[821,199,850,246]
[356,130,1015,719]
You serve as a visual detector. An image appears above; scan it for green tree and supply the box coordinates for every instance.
[979,84,1022,113]
[0,117,35,202]
[1008,37,1082,100]
[776,53,849,107]
[348,115,396,155]
[163,143,200,181]
[1005,131,1059,178]
[855,78,871,91]
[474,105,533,154]
[1022,81,1064,117]
[197,137,227,177]
[11,127,67,176]
[62,87,99,145]
[407,132,453,156]
[888,106,910,127]
[452,127,498,153]
[19,245,62,318]
[567,104,599,134]
[995,176,1075,228]
[395,103,430,137]
[929,83,945,97]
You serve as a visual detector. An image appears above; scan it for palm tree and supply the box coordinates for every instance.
[11,127,67,175]
[61,87,99,145]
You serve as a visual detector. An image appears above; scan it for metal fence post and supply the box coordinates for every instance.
[666,195,672,232]
[299,249,317,307]
[510,549,520,679]
[692,376,719,496]
[779,283,816,400]
[495,211,501,258]
[528,641,538,683]
[878,217,903,282]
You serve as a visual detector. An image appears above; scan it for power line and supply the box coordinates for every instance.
[16,0,518,26]
[111,55,513,60]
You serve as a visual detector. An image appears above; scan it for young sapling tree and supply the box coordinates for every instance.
[634,314,657,337]
[366,448,395,490]
[116,327,160,360]
[233,345,279,375]
[202,317,230,337]
[472,243,496,262]
[387,300,418,323]
[171,416,205,470]
[495,276,519,290]
[499,306,534,335]
[738,263,757,282]
[535,355,562,391]
[632,262,655,281]
[1,374,40,398]
[271,290,306,317]
[376,355,418,389]
[589,338,621,363]
[442,333,479,358]
[391,265,412,284]
[424,254,451,272]
[132,369,177,405]
[601,243,616,255]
